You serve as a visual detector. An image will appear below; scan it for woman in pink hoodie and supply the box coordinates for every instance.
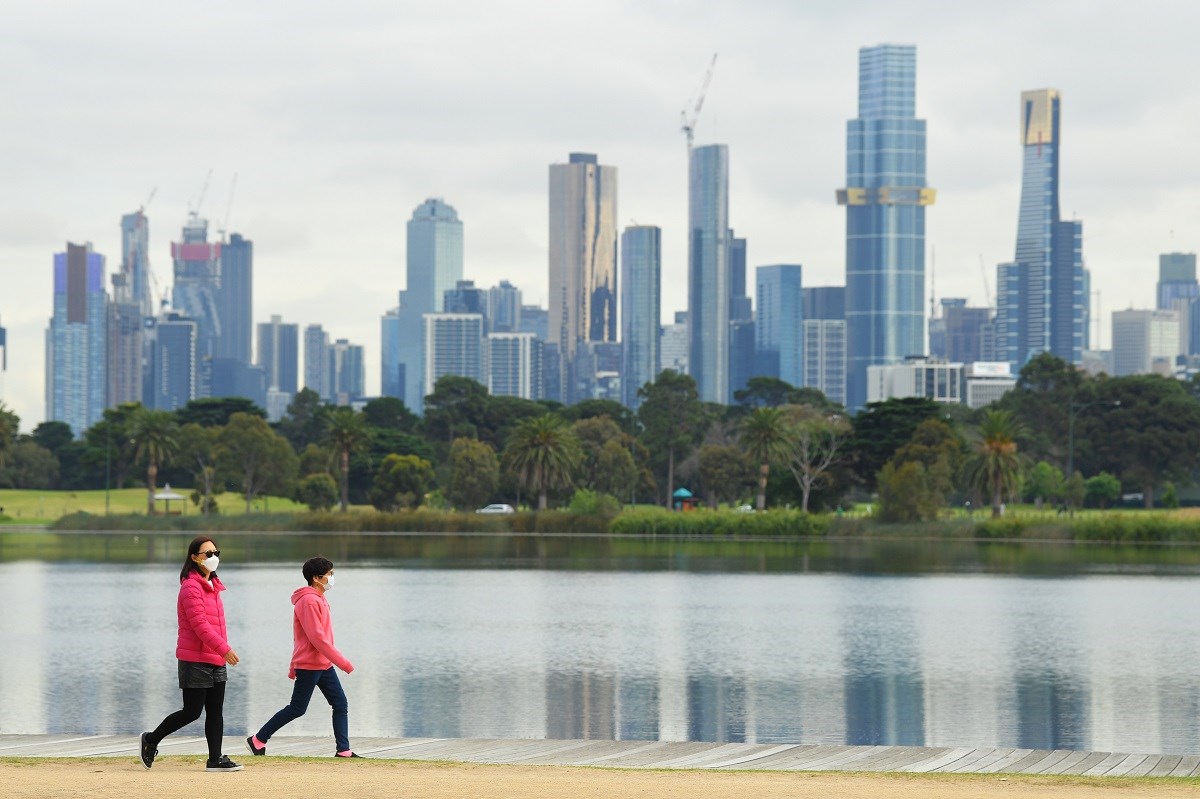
[246,555,359,758]
[140,536,242,772]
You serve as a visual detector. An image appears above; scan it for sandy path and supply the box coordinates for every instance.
[5,757,1200,799]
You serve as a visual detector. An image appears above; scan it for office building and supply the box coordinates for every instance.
[47,242,107,435]
[620,226,661,407]
[729,233,751,322]
[488,332,542,399]
[381,304,404,401]
[803,319,847,406]
[839,44,935,410]
[688,143,730,403]
[994,89,1089,367]
[867,357,963,405]
[661,311,689,375]
[146,312,197,412]
[170,213,222,379]
[756,265,804,387]
[931,298,993,364]
[108,219,145,409]
[803,286,845,323]
[1158,253,1198,356]
[215,232,253,364]
[488,281,523,333]
[304,324,332,400]
[444,279,489,322]
[965,362,1017,409]
[729,319,757,397]
[425,313,485,387]
[1112,309,1179,377]
[257,315,299,394]
[518,305,548,342]
[549,153,618,403]
[329,338,365,403]
[573,341,622,403]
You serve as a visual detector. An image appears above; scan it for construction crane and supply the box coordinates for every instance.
[190,169,213,216]
[978,255,992,308]
[680,53,718,149]
[140,186,157,214]
[217,173,238,243]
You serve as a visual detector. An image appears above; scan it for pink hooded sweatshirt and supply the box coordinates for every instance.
[176,571,231,666]
[288,585,354,679]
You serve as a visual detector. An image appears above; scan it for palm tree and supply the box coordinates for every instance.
[966,408,1027,518]
[128,408,179,515]
[504,414,581,510]
[739,407,790,511]
[325,407,370,512]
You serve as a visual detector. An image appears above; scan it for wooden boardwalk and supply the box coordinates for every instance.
[2,735,1198,777]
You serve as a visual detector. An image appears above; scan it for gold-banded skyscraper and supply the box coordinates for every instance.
[548,153,618,403]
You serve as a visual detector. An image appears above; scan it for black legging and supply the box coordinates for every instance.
[148,682,226,761]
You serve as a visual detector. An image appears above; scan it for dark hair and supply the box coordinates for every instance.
[180,536,218,583]
[303,556,334,586]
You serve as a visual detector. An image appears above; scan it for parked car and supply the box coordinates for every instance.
[476,503,515,514]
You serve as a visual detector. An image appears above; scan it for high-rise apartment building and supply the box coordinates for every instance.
[839,44,935,410]
[385,198,464,414]
[995,89,1089,367]
[425,313,485,387]
[803,319,847,406]
[256,315,299,394]
[661,311,689,375]
[620,226,661,407]
[444,279,489,322]
[119,209,155,319]
[47,242,107,435]
[1158,253,1198,356]
[488,281,523,333]
[756,265,804,387]
[549,153,618,403]
[329,338,365,403]
[1112,309,1179,377]
[108,211,147,408]
[688,143,731,403]
[170,213,221,378]
[304,324,332,400]
[488,332,542,399]
[146,312,197,412]
[518,305,548,342]
[215,233,253,364]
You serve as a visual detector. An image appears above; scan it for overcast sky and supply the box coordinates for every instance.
[2,0,1198,429]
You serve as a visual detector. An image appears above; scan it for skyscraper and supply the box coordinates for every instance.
[1158,253,1198,355]
[1112,309,1179,377]
[329,338,365,403]
[620,225,661,407]
[119,209,155,318]
[688,143,730,403]
[170,213,222,382]
[755,265,804,387]
[304,324,332,400]
[256,315,299,394]
[549,153,618,403]
[108,212,146,408]
[216,232,253,364]
[488,332,542,399]
[839,44,935,410]
[47,242,107,435]
[802,286,847,406]
[488,281,523,333]
[146,312,197,412]
[995,89,1089,367]
[425,313,485,387]
[444,279,489,322]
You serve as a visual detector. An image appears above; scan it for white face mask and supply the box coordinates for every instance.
[321,574,335,590]
[203,555,219,573]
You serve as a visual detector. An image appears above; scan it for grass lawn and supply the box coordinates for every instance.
[0,488,307,524]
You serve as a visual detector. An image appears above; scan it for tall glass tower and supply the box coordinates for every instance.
[839,44,934,410]
[620,225,661,407]
[688,143,730,404]
[995,89,1088,366]
[47,242,107,435]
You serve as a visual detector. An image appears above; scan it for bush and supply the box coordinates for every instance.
[296,474,339,512]
[567,489,621,519]
[609,507,828,537]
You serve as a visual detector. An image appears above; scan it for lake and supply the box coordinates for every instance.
[2,532,1199,753]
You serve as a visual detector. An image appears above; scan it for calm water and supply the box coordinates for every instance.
[3,535,1200,753]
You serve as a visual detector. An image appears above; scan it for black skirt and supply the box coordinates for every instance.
[178,660,228,689]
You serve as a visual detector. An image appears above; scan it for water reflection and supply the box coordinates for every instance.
[4,555,1200,753]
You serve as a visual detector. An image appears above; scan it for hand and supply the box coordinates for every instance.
[224,649,240,665]
[344,662,354,674]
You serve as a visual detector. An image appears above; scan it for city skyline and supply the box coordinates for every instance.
[2,2,1200,425]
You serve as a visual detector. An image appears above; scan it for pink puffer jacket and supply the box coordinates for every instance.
[175,570,231,666]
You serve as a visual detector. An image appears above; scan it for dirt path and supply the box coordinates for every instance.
[5,757,1200,799]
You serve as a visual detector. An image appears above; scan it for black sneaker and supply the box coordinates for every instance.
[335,751,364,758]
[246,736,265,756]
[139,732,157,770]
[205,755,243,772]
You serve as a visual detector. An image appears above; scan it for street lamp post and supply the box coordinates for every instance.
[1067,398,1121,486]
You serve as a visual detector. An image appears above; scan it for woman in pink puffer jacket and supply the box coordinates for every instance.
[139,536,243,773]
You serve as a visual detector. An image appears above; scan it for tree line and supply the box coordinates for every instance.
[1,352,1198,516]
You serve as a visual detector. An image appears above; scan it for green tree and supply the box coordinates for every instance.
[849,397,941,490]
[276,388,329,451]
[733,376,801,409]
[996,352,1089,467]
[1023,461,1065,509]
[298,443,333,478]
[219,412,299,512]
[32,421,73,454]
[782,405,852,512]
[876,418,964,520]
[568,488,621,518]
[0,440,59,489]
[1161,481,1180,509]
[0,402,18,469]
[175,423,224,514]
[128,408,179,515]
[560,399,637,431]
[697,444,755,508]
[296,473,339,511]
[82,403,141,490]
[423,376,490,444]
[362,396,420,433]
[637,371,709,506]
[594,439,639,502]
[503,414,581,510]
[1084,471,1121,509]
[966,409,1027,518]
[325,407,370,512]
[877,460,940,522]
[739,406,791,511]
[369,454,435,511]
[445,438,499,510]
[175,397,265,427]
[1063,470,1086,511]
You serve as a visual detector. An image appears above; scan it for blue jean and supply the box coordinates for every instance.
[256,667,349,753]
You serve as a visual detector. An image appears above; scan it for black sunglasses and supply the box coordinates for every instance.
[199,549,221,558]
